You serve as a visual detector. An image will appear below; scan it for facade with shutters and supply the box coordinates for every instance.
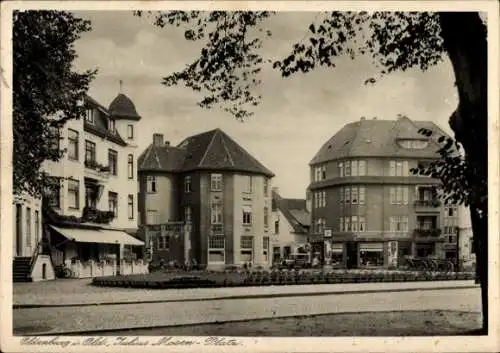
[308,116,462,269]
[138,129,274,269]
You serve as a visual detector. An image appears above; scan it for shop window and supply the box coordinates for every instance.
[359,243,384,267]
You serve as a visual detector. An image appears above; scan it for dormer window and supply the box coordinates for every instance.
[108,118,116,133]
[398,139,428,150]
[85,109,94,124]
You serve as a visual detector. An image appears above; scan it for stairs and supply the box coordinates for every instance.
[13,257,32,282]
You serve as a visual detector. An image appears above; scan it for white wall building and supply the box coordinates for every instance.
[13,92,146,281]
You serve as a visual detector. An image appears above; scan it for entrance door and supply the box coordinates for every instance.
[15,204,22,256]
[345,241,358,269]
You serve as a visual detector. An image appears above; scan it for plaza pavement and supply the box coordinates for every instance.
[13,286,481,335]
[13,278,478,307]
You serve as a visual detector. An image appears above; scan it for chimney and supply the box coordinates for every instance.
[165,141,170,147]
[271,186,280,196]
[153,133,164,147]
[360,116,366,121]
[373,117,377,120]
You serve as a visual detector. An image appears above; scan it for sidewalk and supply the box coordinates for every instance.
[13,279,478,308]
[13,287,481,335]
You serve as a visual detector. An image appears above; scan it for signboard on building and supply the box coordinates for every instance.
[324,229,332,238]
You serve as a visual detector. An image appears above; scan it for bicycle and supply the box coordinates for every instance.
[54,263,73,278]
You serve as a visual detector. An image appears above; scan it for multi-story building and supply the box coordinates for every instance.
[308,115,458,269]
[457,205,476,272]
[13,91,146,281]
[270,188,311,264]
[138,129,274,269]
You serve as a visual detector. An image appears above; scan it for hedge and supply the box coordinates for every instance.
[91,269,475,289]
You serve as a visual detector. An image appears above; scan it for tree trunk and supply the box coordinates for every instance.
[438,13,488,334]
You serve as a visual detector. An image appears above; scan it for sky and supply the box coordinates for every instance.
[72,11,458,199]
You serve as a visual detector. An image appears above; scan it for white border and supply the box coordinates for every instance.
[1,1,499,353]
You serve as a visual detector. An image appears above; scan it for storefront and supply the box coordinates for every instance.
[327,243,344,267]
[358,242,384,268]
[416,242,435,257]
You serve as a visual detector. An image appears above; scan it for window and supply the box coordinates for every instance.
[351,215,358,232]
[338,162,344,177]
[243,206,252,225]
[345,217,351,231]
[128,195,134,219]
[108,118,115,132]
[147,176,157,193]
[211,173,223,191]
[351,187,358,204]
[26,207,31,247]
[108,149,118,176]
[46,177,61,208]
[243,175,252,193]
[359,186,365,205]
[184,176,192,192]
[358,161,366,176]
[85,109,94,124]
[85,140,96,166]
[344,187,351,204]
[211,203,223,224]
[34,210,40,241]
[314,190,326,208]
[158,235,170,250]
[264,207,269,227]
[240,236,254,262]
[185,206,192,223]
[470,239,475,254]
[359,216,366,232]
[208,235,225,263]
[68,179,80,209]
[352,161,358,176]
[263,236,269,262]
[108,192,118,216]
[274,220,279,234]
[127,154,134,179]
[263,178,269,195]
[316,218,326,233]
[389,160,408,176]
[127,124,134,139]
[389,216,409,232]
[68,129,79,160]
[321,166,326,180]
[390,186,409,205]
[359,243,384,267]
[339,217,344,232]
[344,162,351,176]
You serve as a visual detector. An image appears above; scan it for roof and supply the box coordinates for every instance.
[84,95,127,147]
[108,93,141,121]
[138,144,187,172]
[310,117,450,165]
[139,128,274,177]
[272,190,310,233]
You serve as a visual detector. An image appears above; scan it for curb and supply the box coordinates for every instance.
[13,284,479,309]
[18,309,483,337]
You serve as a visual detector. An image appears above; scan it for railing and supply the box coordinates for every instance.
[84,160,110,179]
[413,228,442,237]
[413,199,441,208]
[82,206,115,224]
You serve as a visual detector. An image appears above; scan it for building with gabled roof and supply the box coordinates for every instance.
[138,129,274,269]
[270,188,311,263]
[308,115,460,269]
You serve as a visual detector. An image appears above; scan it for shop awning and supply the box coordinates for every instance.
[359,242,384,251]
[50,225,144,246]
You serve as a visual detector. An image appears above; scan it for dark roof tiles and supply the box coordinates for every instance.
[272,190,310,233]
[310,117,448,165]
[109,93,141,121]
[138,128,274,177]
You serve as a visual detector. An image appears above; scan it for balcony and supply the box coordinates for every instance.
[84,160,110,181]
[413,199,441,212]
[210,224,224,235]
[82,207,115,224]
[413,228,442,238]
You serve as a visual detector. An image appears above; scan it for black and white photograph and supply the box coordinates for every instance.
[1,1,499,352]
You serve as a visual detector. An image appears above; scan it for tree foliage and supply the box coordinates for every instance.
[13,10,96,198]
